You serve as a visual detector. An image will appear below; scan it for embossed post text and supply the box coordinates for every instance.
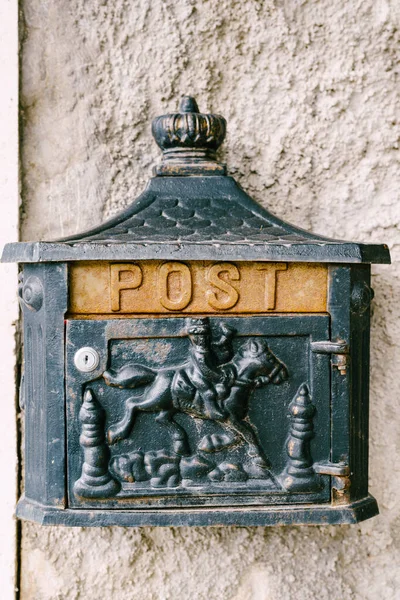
[69,261,327,315]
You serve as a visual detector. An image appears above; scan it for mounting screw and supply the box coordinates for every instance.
[74,347,100,373]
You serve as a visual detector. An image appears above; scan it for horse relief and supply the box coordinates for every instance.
[102,318,288,481]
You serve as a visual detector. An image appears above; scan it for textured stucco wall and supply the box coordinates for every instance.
[20,1,400,599]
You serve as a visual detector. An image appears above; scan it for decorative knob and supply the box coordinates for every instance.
[152,96,227,176]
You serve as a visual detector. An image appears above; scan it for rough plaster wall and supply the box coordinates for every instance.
[20,0,400,599]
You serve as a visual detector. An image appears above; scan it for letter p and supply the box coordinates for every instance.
[110,264,143,312]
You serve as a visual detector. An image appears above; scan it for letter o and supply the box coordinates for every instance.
[158,262,192,311]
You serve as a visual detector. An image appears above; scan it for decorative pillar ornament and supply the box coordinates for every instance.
[2,95,390,527]
[280,383,322,492]
[74,388,121,498]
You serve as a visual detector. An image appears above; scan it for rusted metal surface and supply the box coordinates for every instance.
[69,261,328,316]
[331,475,352,505]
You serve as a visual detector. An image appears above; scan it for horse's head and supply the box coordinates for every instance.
[237,339,288,385]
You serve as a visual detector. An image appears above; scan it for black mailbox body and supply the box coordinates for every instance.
[3,98,390,526]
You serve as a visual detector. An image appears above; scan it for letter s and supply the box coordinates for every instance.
[206,263,240,310]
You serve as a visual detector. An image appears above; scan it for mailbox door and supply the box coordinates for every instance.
[66,315,331,509]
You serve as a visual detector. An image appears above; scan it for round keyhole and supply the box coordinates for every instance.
[74,347,100,373]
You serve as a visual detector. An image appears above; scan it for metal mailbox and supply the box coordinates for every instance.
[3,96,390,526]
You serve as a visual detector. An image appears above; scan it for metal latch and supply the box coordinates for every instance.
[311,340,349,375]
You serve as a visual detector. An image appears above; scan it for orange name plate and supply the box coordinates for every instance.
[69,261,327,316]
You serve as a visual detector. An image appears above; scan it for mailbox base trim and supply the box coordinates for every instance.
[16,494,378,527]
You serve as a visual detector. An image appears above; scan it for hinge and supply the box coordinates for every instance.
[314,461,350,477]
[314,461,351,505]
[311,340,349,375]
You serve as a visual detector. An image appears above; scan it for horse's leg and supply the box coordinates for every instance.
[108,395,140,445]
[224,417,271,468]
[155,410,190,456]
[108,372,174,445]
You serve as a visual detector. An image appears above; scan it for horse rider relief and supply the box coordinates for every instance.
[102,317,288,480]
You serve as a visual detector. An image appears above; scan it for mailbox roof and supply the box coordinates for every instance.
[2,175,390,264]
[1,97,390,265]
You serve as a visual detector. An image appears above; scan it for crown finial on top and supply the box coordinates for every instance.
[151,96,227,176]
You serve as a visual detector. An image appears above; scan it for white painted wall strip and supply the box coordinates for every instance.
[0,0,20,598]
